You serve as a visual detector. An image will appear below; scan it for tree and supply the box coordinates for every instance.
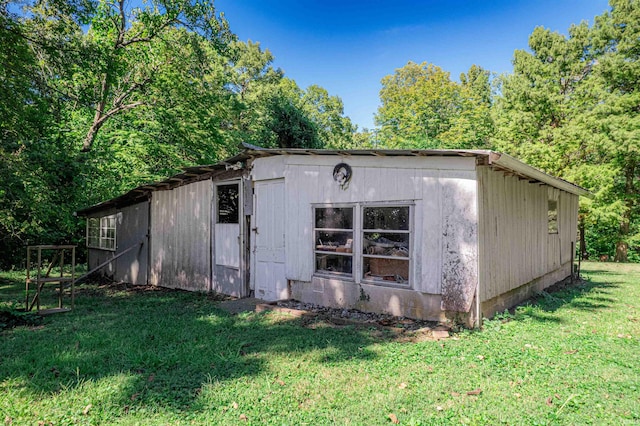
[0,0,357,267]
[375,61,493,149]
[300,85,355,149]
[0,5,82,266]
[492,1,640,261]
[589,0,640,261]
[23,0,233,152]
[226,45,355,150]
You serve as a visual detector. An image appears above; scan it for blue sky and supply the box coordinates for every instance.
[215,0,611,130]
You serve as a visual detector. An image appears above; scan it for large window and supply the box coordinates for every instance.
[87,214,116,250]
[313,203,412,286]
[314,207,354,275]
[362,206,410,285]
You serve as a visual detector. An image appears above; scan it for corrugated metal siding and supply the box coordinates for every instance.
[88,248,115,278]
[115,202,149,285]
[149,180,212,291]
[477,166,579,302]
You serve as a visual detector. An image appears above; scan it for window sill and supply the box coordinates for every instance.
[361,277,411,290]
[313,272,355,282]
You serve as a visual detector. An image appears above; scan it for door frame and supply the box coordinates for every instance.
[250,178,287,300]
[212,178,247,296]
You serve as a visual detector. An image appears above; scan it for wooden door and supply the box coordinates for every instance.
[213,181,245,297]
[251,179,287,301]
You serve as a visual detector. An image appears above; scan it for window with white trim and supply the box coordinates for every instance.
[362,205,410,285]
[314,207,354,276]
[87,214,117,250]
[313,203,412,286]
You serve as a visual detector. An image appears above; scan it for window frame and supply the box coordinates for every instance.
[86,214,117,251]
[313,204,355,279]
[312,201,414,288]
[361,203,412,288]
[216,182,241,224]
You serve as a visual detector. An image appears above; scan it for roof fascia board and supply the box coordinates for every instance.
[488,152,592,197]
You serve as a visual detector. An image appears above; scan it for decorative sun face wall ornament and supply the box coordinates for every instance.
[333,163,352,190]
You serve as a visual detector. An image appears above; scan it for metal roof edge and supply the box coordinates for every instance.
[76,146,591,216]
[488,152,592,197]
[76,152,254,216]
[240,145,591,196]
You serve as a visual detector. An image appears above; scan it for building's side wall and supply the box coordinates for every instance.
[114,202,149,285]
[87,207,117,279]
[149,180,212,291]
[250,155,479,321]
[477,166,579,317]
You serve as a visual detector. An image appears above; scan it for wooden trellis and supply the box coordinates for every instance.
[25,245,76,314]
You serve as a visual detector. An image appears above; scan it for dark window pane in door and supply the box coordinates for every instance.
[218,184,239,224]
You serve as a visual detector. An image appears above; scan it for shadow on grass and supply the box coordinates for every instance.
[0,280,385,414]
[496,272,622,326]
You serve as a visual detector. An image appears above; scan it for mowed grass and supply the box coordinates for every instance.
[1,263,639,425]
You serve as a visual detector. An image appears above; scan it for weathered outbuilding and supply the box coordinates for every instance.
[77,145,589,326]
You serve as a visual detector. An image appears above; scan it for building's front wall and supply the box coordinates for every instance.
[251,154,480,321]
[477,166,579,318]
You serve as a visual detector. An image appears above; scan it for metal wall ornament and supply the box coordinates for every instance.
[333,163,352,190]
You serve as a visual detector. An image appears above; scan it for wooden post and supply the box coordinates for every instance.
[25,245,78,313]
[36,247,42,312]
[59,249,64,308]
[26,247,31,311]
[71,247,75,309]
[570,241,575,284]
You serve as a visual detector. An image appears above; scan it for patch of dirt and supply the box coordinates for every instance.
[542,275,587,294]
[75,281,181,296]
[102,282,177,293]
[275,300,448,341]
[75,281,235,302]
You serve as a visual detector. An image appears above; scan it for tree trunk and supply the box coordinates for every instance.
[82,120,101,152]
[82,74,109,152]
[614,161,636,262]
[579,215,588,260]
[615,240,628,263]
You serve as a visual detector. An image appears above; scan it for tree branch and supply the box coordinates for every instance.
[118,17,177,47]
[81,101,144,152]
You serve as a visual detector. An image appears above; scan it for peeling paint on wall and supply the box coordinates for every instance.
[440,177,478,312]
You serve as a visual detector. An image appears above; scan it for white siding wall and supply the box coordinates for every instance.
[149,180,212,291]
[252,155,479,299]
[477,166,579,302]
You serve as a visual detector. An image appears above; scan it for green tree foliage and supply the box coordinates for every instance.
[375,61,493,149]
[0,4,85,266]
[0,0,355,268]
[493,0,640,261]
[224,42,355,150]
[300,85,356,149]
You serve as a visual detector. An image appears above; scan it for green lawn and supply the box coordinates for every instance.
[1,262,639,425]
